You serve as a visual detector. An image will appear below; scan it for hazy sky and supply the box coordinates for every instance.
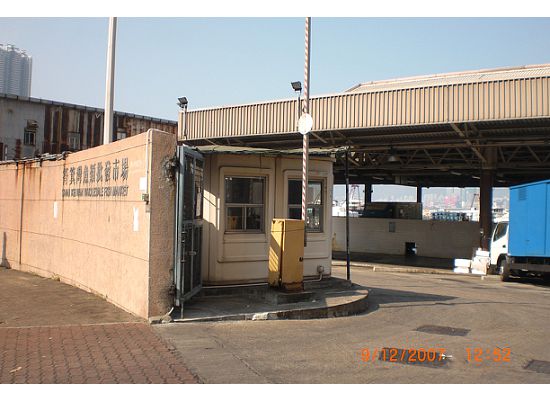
[2,18,550,121]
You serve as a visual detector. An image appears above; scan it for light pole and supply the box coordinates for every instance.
[103,17,117,145]
[291,81,302,126]
[178,97,188,141]
[301,17,312,246]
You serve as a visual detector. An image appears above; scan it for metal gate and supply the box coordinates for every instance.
[174,145,204,309]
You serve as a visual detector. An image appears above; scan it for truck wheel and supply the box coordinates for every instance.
[495,257,506,275]
[501,259,511,282]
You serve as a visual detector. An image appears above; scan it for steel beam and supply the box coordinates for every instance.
[450,123,487,163]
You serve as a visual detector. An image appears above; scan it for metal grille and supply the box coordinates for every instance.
[174,146,204,309]
[524,359,550,375]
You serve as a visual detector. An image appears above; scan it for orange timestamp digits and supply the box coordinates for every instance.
[360,347,447,363]
[466,347,511,363]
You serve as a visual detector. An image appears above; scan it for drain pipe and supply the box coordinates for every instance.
[18,161,26,266]
[304,265,324,282]
[143,129,151,205]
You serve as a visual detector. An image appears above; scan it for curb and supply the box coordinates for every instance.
[172,289,369,323]
[332,261,455,275]
[332,262,501,280]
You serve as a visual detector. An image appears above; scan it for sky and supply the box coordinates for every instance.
[2,17,550,121]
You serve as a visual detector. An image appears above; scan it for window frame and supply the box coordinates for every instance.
[117,130,127,141]
[287,178,324,233]
[23,128,35,146]
[68,133,81,151]
[224,175,266,233]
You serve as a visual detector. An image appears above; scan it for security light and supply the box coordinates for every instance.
[291,81,302,92]
[387,148,400,163]
[177,97,188,108]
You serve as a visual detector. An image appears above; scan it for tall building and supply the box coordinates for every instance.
[0,44,32,97]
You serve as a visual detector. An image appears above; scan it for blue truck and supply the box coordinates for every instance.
[503,179,550,282]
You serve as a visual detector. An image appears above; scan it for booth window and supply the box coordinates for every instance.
[225,176,265,232]
[288,179,323,232]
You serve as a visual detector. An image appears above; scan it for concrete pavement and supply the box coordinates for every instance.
[155,266,550,383]
[4,263,550,384]
[171,278,369,323]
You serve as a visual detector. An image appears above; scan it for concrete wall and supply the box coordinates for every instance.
[0,129,176,319]
[202,153,333,285]
[332,217,480,259]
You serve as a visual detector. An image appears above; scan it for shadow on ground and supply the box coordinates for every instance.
[357,286,457,314]
[0,267,140,327]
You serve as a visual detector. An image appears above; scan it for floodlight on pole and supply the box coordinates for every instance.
[387,147,401,163]
[292,81,302,131]
[177,97,188,108]
[291,81,302,93]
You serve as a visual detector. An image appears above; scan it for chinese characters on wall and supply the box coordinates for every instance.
[62,157,130,198]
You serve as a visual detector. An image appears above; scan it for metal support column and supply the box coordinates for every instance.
[365,183,372,203]
[345,151,350,282]
[479,170,494,250]
[416,186,422,203]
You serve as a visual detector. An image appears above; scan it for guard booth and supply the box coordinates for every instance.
[174,145,204,310]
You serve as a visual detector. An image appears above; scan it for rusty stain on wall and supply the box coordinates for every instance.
[42,105,177,154]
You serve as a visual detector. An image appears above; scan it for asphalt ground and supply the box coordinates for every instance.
[155,266,550,383]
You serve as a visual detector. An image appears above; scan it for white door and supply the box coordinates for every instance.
[490,222,509,265]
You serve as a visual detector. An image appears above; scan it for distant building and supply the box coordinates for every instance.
[0,93,177,160]
[0,44,32,97]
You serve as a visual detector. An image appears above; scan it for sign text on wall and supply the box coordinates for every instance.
[62,157,130,199]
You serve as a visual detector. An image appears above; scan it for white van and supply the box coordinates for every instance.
[490,221,509,274]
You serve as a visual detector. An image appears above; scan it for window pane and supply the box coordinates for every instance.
[250,179,264,204]
[246,207,263,231]
[289,180,322,206]
[226,207,243,230]
[288,207,301,220]
[308,181,322,205]
[288,180,302,205]
[194,159,203,219]
[493,222,508,241]
[307,206,322,232]
[225,177,264,204]
[183,157,194,221]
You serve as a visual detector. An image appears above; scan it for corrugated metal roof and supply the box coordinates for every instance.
[182,63,550,142]
[347,64,550,93]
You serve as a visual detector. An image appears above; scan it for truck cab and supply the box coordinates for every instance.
[490,221,509,274]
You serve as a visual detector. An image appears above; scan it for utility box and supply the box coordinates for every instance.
[268,219,305,291]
